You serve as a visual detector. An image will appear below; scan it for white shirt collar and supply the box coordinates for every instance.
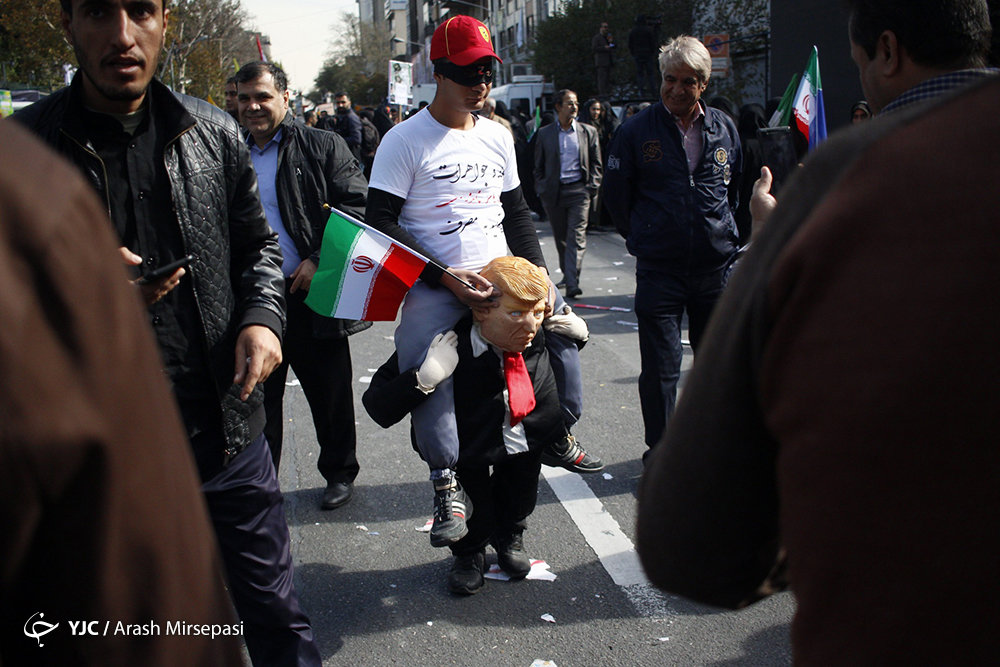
[470,322,491,358]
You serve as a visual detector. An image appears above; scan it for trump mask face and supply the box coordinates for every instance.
[473,256,549,353]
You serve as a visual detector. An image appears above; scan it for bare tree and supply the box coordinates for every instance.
[160,0,258,98]
[313,12,390,104]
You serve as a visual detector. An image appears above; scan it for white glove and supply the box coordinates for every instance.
[415,331,459,394]
[544,305,589,342]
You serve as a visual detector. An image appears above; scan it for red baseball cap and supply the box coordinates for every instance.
[430,15,502,66]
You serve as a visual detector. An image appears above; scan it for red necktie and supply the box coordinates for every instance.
[503,352,536,426]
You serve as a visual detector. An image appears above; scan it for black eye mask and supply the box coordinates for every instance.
[436,60,496,87]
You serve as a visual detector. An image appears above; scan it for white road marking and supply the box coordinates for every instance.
[540,466,647,588]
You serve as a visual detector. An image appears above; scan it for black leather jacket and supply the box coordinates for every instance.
[271,113,371,338]
[15,76,286,453]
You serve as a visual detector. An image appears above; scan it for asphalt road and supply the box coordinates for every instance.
[275,220,795,666]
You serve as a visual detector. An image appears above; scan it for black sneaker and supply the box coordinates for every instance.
[491,531,530,580]
[430,476,472,547]
[541,434,605,473]
[448,550,485,595]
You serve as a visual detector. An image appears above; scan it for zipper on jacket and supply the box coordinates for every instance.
[60,128,113,218]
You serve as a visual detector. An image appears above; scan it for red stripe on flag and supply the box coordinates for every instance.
[363,245,427,321]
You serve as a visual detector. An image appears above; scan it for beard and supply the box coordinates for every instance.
[73,42,157,105]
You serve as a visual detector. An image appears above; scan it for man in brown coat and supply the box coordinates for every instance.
[638,0,1000,662]
[0,120,242,666]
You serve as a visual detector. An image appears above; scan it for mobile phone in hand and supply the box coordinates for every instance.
[757,127,798,195]
[137,255,193,285]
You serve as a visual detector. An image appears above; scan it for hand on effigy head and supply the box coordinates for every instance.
[416,331,459,393]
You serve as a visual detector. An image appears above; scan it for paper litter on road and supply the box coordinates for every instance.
[617,320,639,329]
[613,261,624,266]
[530,661,558,667]
[415,519,433,532]
[484,560,556,582]
[359,376,372,384]
[605,276,619,280]
[540,613,556,624]
[355,525,368,532]
[285,379,301,386]
[602,473,613,480]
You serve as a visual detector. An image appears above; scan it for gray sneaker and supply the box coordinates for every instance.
[541,433,605,473]
[430,476,472,547]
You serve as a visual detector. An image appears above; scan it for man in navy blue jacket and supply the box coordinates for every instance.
[603,35,741,455]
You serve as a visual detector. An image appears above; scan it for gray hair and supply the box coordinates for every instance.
[658,35,712,83]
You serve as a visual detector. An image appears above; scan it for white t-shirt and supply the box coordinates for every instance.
[369,108,520,272]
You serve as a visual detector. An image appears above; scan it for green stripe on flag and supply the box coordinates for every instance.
[769,73,799,127]
[304,211,363,317]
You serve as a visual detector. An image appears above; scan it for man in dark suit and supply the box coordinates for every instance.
[533,89,602,299]
[592,22,616,96]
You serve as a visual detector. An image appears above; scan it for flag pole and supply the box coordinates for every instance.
[320,204,479,291]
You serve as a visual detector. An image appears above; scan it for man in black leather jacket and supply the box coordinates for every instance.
[235,61,371,511]
[15,1,321,664]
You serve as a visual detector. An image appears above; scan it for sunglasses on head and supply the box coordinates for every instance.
[436,60,496,87]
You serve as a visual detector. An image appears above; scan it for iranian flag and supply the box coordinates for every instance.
[791,46,827,151]
[305,208,428,321]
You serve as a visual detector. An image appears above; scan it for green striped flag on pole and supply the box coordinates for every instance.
[305,208,428,321]
[768,72,800,128]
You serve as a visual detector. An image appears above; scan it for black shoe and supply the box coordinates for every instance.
[491,531,530,580]
[321,481,353,510]
[430,477,472,547]
[565,286,582,299]
[448,550,485,595]
[541,434,604,473]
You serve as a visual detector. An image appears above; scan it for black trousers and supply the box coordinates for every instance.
[451,448,544,556]
[201,434,321,666]
[634,265,726,448]
[264,289,359,483]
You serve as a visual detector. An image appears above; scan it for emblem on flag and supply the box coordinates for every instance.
[305,208,429,322]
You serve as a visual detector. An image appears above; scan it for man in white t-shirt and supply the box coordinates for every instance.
[366,16,553,553]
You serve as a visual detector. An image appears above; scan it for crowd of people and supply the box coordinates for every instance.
[4,0,999,664]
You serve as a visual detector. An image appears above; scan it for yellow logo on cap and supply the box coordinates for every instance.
[479,26,490,42]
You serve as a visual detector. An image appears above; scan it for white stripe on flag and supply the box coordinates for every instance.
[335,232,395,319]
